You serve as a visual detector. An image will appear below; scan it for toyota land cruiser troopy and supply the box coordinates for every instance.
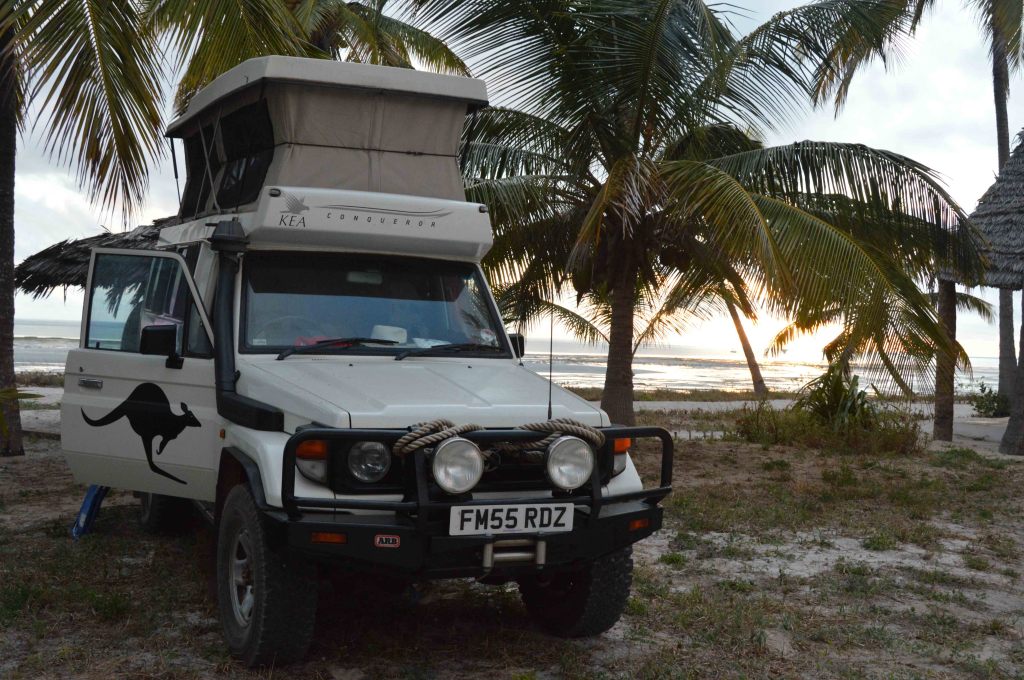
[61,56,673,666]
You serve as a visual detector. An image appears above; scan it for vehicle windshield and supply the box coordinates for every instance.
[241,252,509,357]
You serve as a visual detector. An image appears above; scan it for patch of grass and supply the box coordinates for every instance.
[903,567,972,588]
[884,474,947,519]
[659,552,687,568]
[735,402,829,448]
[717,579,756,594]
[673,531,712,552]
[931,447,1008,471]
[625,597,649,617]
[848,624,896,649]
[672,584,776,653]
[822,464,859,488]
[979,532,1019,562]
[964,554,992,572]
[830,561,895,597]
[761,459,791,473]
[0,583,43,623]
[862,531,899,551]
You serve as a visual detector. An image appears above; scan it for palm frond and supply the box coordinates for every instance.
[16,0,165,216]
[146,0,308,111]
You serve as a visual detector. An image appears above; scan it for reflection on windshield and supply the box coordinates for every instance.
[242,252,506,355]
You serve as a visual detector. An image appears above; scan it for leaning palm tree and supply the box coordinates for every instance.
[0,1,165,456]
[147,0,468,110]
[414,0,985,425]
[496,256,771,397]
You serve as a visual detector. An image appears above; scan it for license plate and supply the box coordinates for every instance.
[449,503,574,536]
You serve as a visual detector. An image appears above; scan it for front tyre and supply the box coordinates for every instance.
[518,547,633,637]
[216,485,318,666]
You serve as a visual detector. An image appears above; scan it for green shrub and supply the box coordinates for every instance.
[968,381,1010,418]
[794,364,876,431]
[734,400,828,447]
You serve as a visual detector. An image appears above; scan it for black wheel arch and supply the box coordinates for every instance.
[217,447,268,516]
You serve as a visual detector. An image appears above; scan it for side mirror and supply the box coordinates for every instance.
[140,325,183,369]
[508,333,525,358]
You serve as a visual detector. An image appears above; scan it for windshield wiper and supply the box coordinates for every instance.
[276,337,398,360]
[394,343,503,361]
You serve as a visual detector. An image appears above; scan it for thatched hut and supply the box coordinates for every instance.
[14,218,172,299]
[971,140,1024,289]
[971,138,1024,455]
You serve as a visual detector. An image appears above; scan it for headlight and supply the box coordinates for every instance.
[546,436,594,490]
[348,441,392,483]
[432,438,484,494]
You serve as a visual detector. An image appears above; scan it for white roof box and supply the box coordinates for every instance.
[246,186,493,261]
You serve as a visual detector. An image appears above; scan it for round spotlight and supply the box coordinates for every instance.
[432,438,484,494]
[546,436,595,490]
[348,441,392,483]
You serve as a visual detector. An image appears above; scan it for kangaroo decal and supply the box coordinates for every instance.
[81,383,200,485]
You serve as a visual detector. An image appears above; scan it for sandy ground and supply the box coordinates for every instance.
[3,402,1024,678]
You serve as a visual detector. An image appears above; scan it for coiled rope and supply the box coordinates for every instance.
[391,417,605,456]
[392,419,483,456]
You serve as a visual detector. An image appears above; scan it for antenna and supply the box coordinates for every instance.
[168,138,181,204]
[547,302,554,420]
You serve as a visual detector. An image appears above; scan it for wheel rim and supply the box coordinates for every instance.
[228,528,255,628]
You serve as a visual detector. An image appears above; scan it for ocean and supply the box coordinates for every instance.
[13,318,999,395]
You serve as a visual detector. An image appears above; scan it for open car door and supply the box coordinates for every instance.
[62,248,220,501]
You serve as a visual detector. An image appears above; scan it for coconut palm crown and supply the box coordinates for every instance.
[411,0,986,424]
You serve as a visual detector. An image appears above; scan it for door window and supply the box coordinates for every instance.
[85,251,211,355]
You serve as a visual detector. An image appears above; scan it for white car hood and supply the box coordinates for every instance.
[240,357,607,430]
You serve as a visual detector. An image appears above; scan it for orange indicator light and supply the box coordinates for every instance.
[311,532,347,544]
[628,518,650,532]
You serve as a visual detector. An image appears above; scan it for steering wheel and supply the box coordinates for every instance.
[252,315,327,344]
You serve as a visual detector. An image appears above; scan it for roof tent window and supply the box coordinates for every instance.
[179,125,218,219]
[217,101,274,208]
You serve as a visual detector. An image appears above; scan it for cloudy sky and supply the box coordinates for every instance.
[12,0,1024,363]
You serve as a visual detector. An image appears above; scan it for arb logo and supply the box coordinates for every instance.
[374,534,401,548]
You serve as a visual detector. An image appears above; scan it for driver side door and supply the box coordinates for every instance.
[62,248,221,501]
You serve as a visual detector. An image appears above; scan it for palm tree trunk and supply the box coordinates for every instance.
[933,279,956,441]
[1000,316,1024,454]
[993,27,1016,403]
[1000,289,1015,401]
[725,300,767,398]
[600,256,637,425]
[0,27,22,457]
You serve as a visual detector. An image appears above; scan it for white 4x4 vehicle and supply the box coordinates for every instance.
[61,57,672,666]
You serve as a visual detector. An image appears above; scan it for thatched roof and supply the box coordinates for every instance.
[971,137,1024,289]
[15,219,171,298]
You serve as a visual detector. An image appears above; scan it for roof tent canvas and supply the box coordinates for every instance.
[166,57,488,219]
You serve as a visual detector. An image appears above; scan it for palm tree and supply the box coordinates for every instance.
[420,0,985,425]
[147,0,468,110]
[0,1,165,456]
[787,0,1021,436]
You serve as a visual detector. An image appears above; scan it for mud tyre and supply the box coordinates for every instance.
[518,546,633,637]
[216,485,318,666]
[138,492,190,533]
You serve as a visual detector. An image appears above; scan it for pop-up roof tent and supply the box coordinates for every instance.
[166,57,489,221]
